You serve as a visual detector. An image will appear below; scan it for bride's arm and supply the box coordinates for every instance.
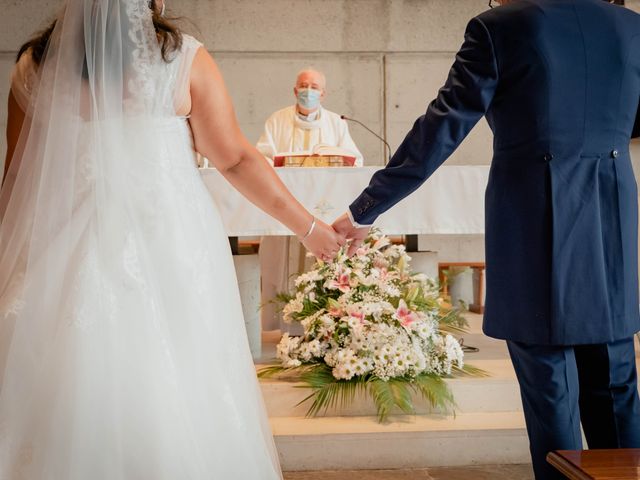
[187,48,343,258]
[4,91,25,186]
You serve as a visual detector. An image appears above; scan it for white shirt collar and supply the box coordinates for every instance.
[296,107,321,122]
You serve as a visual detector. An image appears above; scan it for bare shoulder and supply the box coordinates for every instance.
[190,47,225,93]
[187,45,238,145]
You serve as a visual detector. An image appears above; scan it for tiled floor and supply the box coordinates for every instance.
[284,464,535,480]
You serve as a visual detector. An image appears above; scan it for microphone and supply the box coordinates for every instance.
[341,115,392,164]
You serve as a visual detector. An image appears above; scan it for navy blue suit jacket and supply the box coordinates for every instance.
[350,0,640,345]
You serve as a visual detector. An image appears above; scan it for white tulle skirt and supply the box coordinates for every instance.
[0,118,282,479]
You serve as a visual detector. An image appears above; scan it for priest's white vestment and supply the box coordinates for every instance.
[256,105,363,166]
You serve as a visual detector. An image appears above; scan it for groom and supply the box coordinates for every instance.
[331,0,640,478]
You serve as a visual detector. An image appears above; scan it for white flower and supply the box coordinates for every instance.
[411,273,429,283]
[382,283,402,297]
[276,333,303,367]
[295,270,323,287]
[415,320,436,340]
[299,339,324,361]
[282,358,302,368]
[282,299,302,323]
[371,237,390,251]
[328,348,361,380]
[444,334,464,368]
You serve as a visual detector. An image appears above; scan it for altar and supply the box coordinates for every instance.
[199,165,489,236]
[200,165,490,359]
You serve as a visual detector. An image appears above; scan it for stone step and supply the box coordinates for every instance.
[258,358,523,417]
[271,412,530,471]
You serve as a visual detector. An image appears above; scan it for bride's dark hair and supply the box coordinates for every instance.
[16,0,183,65]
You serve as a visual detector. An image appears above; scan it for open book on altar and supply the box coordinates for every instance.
[273,144,357,168]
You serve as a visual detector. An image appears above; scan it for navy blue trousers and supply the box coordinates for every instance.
[507,337,640,480]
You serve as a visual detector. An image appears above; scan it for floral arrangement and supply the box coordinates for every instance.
[259,230,484,422]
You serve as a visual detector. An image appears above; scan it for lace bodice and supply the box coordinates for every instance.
[162,34,203,116]
[10,34,203,116]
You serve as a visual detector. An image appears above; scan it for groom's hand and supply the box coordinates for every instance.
[332,213,370,257]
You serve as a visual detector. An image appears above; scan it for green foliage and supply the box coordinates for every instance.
[257,362,485,423]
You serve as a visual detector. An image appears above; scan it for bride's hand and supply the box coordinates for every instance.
[301,219,346,262]
[332,212,370,257]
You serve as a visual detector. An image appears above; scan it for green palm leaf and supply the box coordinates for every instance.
[257,365,288,379]
[452,364,489,377]
[367,379,397,422]
[391,379,416,414]
[413,374,456,414]
[296,365,366,417]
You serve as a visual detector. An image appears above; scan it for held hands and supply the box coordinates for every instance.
[300,213,370,262]
[300,217,346,262]
[332,212,371,257]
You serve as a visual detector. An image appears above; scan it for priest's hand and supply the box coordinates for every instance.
[301,218,346,262]
[332,212,370,257]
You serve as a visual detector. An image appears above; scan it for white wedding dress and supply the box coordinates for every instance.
[0,1,282,479]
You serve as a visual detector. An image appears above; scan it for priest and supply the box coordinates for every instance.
[256,68,363,166]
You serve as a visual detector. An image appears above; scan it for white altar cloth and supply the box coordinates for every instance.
[199,165,490,236]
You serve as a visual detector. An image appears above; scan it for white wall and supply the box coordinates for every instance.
[1,0,640,261]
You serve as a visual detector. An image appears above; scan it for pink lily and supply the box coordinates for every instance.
[327,298,344,318]
[395,299,417,327]
[329,267,352,293]
[350,310,365,324]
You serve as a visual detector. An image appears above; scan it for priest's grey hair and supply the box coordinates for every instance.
[296,68,327,90]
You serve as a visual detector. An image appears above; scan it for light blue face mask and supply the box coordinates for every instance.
[296,88,322,110]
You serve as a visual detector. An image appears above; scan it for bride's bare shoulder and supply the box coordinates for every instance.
[189,43,224,90]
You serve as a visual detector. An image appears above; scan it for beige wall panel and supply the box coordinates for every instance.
[387,0,485,52]
[0,1,59,52]
[2,1,639,53]
[385,54,493,166]
[0,0,486,53]
[174,0,483,53]
[185,0,391,53]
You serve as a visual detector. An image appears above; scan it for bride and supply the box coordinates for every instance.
[0,0,343,478]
